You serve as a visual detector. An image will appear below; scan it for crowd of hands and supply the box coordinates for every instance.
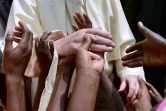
[2,13,166,111]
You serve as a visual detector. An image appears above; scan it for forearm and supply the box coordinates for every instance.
[6,76,25,111]
[47,57,75,111]
[67,69,100,111]
[33,71,49,111]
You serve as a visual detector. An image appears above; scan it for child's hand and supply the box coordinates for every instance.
[73,12,92,31]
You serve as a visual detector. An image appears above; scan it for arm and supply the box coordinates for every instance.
[67,36,104,111]
[3,22,33,111]
[46,56,75,111]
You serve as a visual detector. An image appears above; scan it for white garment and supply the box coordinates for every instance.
[5,0,145,110]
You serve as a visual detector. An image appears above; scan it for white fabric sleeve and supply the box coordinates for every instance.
[5,0,43,37]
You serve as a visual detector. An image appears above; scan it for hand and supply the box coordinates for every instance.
[35,31,54,73]
[76,35,104,74]
[118,75,140,103]
[72,12,92,31]
[55,28,115,57]
[132,76,152,111]
[3,21,33,80]
[145,82,163,105]
[122,22,166,67]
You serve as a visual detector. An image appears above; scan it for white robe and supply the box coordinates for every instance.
[5,0,145,110]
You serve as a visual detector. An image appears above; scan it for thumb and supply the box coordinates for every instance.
[118,80,126,92]
[132,100,142,111]
[138,22,155,39]
[79,34,91,50]
[137,76,146,89]
[5,30,14,51]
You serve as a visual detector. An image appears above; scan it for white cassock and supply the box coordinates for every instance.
[5,0,145,110]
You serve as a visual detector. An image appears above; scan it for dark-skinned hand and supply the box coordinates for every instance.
[35,31,54,74]
[132,76,152,111]
[145,82,163,105]
[122,22,166,67]
[3,21,33,80]
[72,12,92,31]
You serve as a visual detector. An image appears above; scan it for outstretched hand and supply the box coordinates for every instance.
[122,22,166,67]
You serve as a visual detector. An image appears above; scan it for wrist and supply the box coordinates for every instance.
[6,75,24,87]
[76,68,101,77]
[54,38,66,57]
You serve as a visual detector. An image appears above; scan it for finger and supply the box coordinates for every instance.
[122,51,143,61]
[84,28,112,39]
[14,32,23,38]
[83,13,92,25]
[41,31,51,41]
[28,31,33,50]
[123,61,144,68]
[76,12,84,23]
[89,34,115,47]
[132,100,142,111]
[35,37,40,52]
[149,90,162,103]
[146,82,163,100]
[72,24,79,32]
[138,22,156,39]
[118,81,126,92]
[18,21,31,43]
[91,44,113,52]
[79,34,91,50]
[13,37,21,43]
[49,40,54,56]
[5,30,14,51]
[131,83,139,102]
[126,42,143,54]
[73,15,82,29]
[15,26,22,32]
[89,51,101,60]
[122,57,143,67]
[137,76,147,89]
[127,82,136,102]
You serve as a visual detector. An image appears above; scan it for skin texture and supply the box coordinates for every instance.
[3,21,33,111]
[145,82,163,105]
[72,12,92,31]
[67,36,104,111]
[122,22,166,67]
[46,56,75,111]
[73,13,143,104]
[132,77,152,111]
[54,28,115,57]
[32,31,54,111]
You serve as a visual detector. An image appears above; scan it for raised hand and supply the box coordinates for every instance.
[35,31,54,74]
[3,21,33,79]
[67,36,104,111]
[122,22,166,67]
[72,12,92,31]
[3,21,33,111]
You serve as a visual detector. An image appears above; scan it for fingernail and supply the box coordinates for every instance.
[112,43,115,47]
[108,34,112,39]
[107,47,113,52]
[96,55,101,60]
[8,29,13,34]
